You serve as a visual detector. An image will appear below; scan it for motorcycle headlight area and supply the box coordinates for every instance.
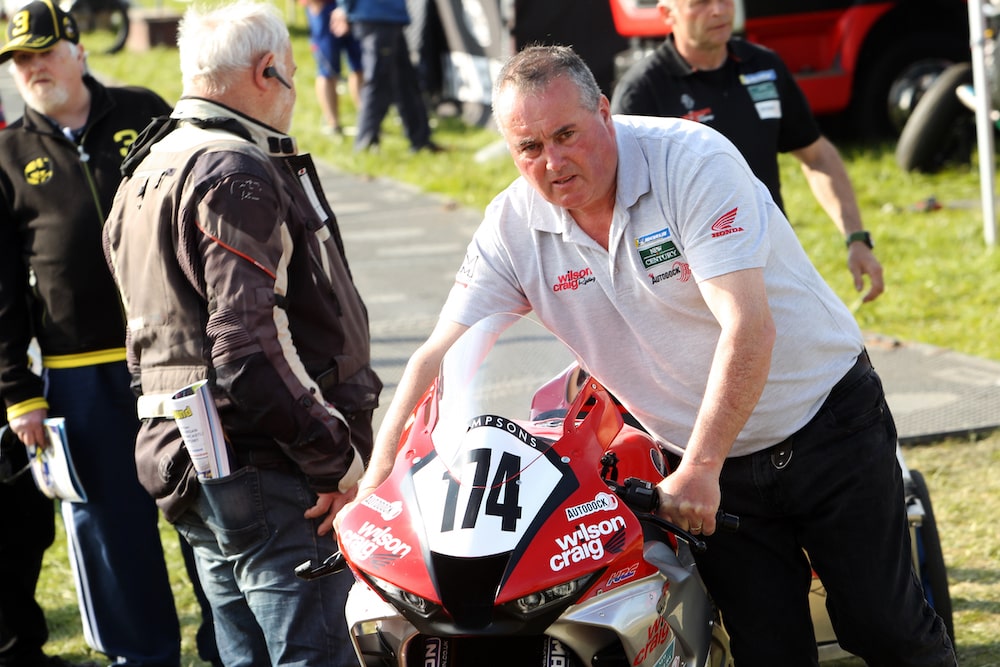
[506,572,599,617]
[368,574,441,617]
[367,571,599,621]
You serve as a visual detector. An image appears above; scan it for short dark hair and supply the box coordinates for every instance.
[492,45,602,117]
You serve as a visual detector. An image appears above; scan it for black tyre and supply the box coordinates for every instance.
[69,0,129,55]
[851,32,968,139]
[909,469,955,643]
[895,62,976,173]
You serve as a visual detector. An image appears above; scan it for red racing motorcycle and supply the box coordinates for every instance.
[298,313,736,667]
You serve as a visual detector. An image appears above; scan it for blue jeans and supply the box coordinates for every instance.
[692,357,955,666]
[175,461,356,667]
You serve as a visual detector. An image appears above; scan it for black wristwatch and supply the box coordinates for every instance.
[845,230,873,249]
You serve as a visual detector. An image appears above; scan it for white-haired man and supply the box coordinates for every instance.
[103,2,381,665]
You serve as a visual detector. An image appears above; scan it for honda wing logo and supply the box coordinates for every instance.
[710,207,744,238]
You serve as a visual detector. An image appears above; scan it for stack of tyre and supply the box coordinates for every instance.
[896,1,1000,173]
[896,61,978,173]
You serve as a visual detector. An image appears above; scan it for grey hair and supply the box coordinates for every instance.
[491,45,602,123]
[177,0,289,96]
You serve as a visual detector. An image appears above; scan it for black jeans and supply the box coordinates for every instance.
[352,21,433,151]
[693,357,956,666]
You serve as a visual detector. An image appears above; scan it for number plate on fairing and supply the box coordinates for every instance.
[412,415,564,557]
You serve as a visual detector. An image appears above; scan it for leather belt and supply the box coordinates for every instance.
[826,349,873,403]
[770,349,873,470]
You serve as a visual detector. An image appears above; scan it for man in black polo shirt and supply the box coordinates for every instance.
[612,0,884,304]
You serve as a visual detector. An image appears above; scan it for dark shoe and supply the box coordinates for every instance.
[411,141,445,154]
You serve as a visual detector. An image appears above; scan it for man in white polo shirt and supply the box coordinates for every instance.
[341,45,956,666]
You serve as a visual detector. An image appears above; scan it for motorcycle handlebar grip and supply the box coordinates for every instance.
[610,477,660,513]
[716,510,740,532]
[615,477,740,532]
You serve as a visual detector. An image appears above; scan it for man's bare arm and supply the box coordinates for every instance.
[656,268,775,534]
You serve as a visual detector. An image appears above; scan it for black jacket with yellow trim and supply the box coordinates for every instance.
[0,75,171,418]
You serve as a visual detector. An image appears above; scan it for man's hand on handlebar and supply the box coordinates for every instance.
[655,464,722,535]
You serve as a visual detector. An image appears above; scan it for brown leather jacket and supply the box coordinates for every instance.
[104,98,380,521]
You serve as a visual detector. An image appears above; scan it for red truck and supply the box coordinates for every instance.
[609,0,971,138]
[405,0,970,140]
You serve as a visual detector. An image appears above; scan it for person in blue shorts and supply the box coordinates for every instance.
[306,0,361,136]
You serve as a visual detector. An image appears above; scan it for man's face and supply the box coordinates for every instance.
[663,0,735,51]
[496,76,617,217]
[9,40,86,117]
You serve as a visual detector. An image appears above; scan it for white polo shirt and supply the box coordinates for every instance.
[441,115,864,457]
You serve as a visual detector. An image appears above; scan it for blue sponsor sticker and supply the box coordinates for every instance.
[636,228,671,248]
[740,69,777,85]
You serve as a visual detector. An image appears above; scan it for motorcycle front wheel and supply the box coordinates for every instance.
[69,0,130,54]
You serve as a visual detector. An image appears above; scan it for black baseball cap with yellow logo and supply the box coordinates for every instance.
[0,0,79,64]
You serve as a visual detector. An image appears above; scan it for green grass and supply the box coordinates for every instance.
[777,141,1000,363]
[30,5,1000,664]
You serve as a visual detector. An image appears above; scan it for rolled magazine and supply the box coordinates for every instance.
[167,380,231,480]
[24,418,87,503]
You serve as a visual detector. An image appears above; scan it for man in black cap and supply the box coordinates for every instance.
[0,2,187,665]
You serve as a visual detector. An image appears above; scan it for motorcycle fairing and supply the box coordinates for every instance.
[340,361,650,617]
[336,314,723,666]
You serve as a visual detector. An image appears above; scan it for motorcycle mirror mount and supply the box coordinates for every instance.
[295,552,347,581]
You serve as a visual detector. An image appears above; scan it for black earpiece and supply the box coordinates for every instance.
[263,66,292,90]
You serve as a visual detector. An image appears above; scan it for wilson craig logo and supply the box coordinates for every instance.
[552,267,595,292]
[549,515,627,571]
[632,615,675,666]
[710,207,744,238]
[340,521,412,562]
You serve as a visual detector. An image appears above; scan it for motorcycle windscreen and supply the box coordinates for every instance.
[415,314,581,558]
